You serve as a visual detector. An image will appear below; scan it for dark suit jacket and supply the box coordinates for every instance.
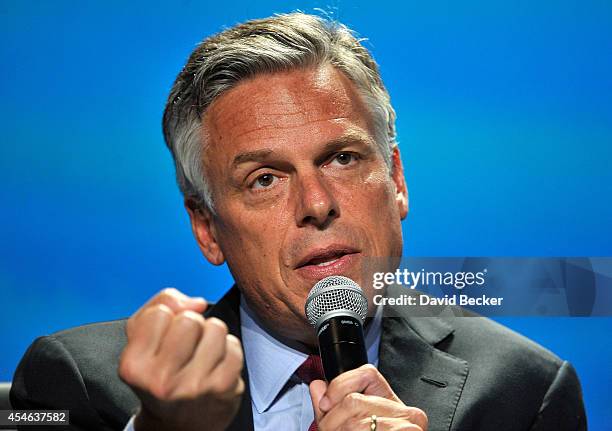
[11,287,586,430]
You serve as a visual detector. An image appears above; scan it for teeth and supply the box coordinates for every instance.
[315,257,340,267]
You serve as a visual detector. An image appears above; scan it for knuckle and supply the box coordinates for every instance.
[176,380,201,398]
[227,354,244,376]
[150,379,173,400]
[226,333,240,346]
[207,358,243,396]
[410,407,428,428]
[325,379,344,395]
[175,310,205,327]
[235,377,246,396]
[210,374,236,395]
[147,303,174,318]
[156,288,182,308]
[226,335,244,361]
[127,306,173,343]
[224,354,244,381]
[206,317,229,335]
[363,363,380,379]
[354,364,380,389]
[118,354,137,383]
[342,392,363,410]
[231,353,245,374]
[159,287,179,298]
[150,386,171,401]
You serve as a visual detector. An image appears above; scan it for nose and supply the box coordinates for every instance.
[294,170,340,229]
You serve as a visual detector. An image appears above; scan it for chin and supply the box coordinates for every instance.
[290,329,319,349]
[279,313,318,346]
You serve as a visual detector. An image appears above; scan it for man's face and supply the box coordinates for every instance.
[188,64,408,345]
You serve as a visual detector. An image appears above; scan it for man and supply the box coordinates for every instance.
[11,13,586,431]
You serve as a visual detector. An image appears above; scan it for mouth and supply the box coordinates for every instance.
[295,245,360,280]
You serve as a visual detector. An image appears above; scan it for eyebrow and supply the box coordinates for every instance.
[231,131,375,168]
[318,132,376,159]
[232,149,274,167]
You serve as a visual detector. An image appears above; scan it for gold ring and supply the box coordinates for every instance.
[370,414,377,431]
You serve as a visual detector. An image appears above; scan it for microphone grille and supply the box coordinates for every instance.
[305,276,368,328]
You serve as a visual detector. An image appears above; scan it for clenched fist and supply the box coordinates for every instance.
[119,288,244,431]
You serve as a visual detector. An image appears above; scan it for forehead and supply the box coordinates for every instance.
[202,64,374,160]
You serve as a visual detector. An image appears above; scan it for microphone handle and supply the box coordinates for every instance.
[317,315,368,381]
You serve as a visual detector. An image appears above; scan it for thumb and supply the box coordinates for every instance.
[309,379,328,423]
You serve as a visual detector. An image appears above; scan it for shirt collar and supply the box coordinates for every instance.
[240,298,382,414]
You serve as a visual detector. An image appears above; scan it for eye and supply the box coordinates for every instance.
[251,173,278,189]
[331,152,357,166]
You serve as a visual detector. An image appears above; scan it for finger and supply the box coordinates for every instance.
[320,364,399,413]
[139,288,207,315]
[126,304,174,353]
[338,416,424,431]
[322,395,428,431]
[127,288,207,337]
[374,417,424,431]
[309,379,328,423]
[319,393,403,431]
[187,317,230,377]
[175,332,243,399]
[119,304,174,386]
[206,334,245,397]
[155,310,206,374]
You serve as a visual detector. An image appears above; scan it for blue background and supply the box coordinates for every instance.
[1,0,610,428]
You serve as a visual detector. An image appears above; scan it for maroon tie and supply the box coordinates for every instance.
[296,355,325,431]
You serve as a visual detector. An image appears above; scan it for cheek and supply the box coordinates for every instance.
[342,172,403,252]
[215,203,291,278]
[349,169,398,217]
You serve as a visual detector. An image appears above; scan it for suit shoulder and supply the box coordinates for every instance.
[442,317,586,429]
[11,319,136,429]
[50,319,128,358]
[52,318,127,339]
[13,319,129,387]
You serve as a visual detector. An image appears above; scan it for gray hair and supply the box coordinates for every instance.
[162,12,397,211]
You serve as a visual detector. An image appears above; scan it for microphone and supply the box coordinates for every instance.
[305,276,369,381]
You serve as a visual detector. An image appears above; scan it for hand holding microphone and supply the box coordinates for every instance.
[305,276,428,431]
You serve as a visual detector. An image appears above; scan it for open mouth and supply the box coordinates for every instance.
[294,246,360,279]
[300,251,352,268]
[311,257,343,267]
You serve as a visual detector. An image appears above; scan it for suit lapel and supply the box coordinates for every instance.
[379,308,469,431]
[205,286,255,431]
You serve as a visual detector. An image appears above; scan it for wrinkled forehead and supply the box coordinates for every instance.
[201,64,375,163]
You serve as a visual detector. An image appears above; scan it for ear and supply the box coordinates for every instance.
[185,198,225,266]
[391,146,409,220]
